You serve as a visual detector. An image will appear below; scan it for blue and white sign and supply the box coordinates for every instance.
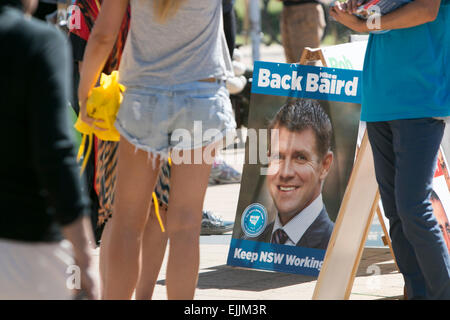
[227,60,361,277]
[251,61,362,104]
[227,239,325,277]
[241,203,268,238]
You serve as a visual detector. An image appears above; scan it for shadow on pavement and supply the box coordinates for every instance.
[157,264,316,292]
[376,295,404,300]
[155,249,399,293]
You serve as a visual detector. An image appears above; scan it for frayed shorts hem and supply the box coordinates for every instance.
[116,121,236,164]
[115,122,170,164]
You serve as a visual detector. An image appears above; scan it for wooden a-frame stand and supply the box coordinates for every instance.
[297,47,397,299]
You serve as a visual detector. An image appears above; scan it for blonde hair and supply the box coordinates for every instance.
[153,0,185,23]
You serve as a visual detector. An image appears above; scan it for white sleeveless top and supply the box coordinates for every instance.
[119,0,233,87]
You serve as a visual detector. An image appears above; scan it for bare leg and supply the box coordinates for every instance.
[165,147,213,300]
[135,206,168,300]
[101,138,162,299]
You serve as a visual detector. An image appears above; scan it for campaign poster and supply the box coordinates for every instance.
[227,61,362,276]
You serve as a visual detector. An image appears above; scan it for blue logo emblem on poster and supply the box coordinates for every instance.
[241,203,268,237]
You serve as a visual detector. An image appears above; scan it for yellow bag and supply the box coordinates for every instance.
[75,71,124,141]
[74,71,124,175]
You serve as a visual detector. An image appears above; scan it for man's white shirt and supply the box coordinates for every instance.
[271,194,324,246]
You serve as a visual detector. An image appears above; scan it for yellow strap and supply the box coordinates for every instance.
[79,133,93,177]
[77,134,87,162]
[94,0,101,11]
[152,192,165,233]
[150,155,170,233]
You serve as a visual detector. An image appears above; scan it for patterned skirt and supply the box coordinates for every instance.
[95,140,171,226]
[95,140,118,226]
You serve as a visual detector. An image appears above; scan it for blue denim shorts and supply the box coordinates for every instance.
[115,81,236,158]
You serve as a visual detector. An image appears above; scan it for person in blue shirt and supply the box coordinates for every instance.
[331,0,450,299]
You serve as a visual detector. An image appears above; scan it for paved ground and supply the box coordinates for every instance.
[92,147,405,300]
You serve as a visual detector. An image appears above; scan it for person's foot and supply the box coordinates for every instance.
[209,158,242,185]
[201,210,234,235]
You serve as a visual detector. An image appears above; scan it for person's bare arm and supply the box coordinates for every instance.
[378,0,441,30]
[331,0,441,33]
[78,0,129,127]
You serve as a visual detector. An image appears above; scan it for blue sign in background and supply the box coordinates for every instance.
[251,61,362,104]
[227,239,326,277]
[227,61,361,277]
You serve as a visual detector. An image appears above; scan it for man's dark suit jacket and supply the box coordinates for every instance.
[244,207,334,250]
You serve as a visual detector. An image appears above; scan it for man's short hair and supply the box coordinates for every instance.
[268,99,332,159]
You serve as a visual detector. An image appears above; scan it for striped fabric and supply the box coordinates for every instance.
[153,161,171,211]
[95,140,118,225]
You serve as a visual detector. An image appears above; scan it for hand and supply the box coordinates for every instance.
[330,3,368,33]
[79,95,107,131]
[340,0,366,14]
